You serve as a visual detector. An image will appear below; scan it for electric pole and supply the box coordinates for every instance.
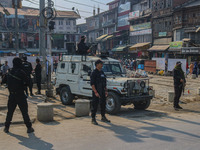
[15,0,19,56]
[46,0,54,97]
[39,0,47,84]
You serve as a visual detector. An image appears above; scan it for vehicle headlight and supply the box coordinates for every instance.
[140,81,146,88]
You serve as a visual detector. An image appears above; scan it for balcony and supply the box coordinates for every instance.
[102,19,115,28]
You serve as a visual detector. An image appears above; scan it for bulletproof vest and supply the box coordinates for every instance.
[96,71,106,97]
[22,61,31,75]
[7,69,25,93]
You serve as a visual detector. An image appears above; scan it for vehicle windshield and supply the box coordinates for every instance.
[102,62,125,75]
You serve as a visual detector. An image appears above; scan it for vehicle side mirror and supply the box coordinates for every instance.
[88,70,92,76]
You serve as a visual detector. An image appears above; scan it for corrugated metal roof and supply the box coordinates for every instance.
[148,45,169,51]
[129,42,150,50]
[0,7,80,18]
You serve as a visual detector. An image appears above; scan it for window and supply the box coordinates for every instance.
[66,20,70,25]
[83,64,91,73]
[71,63,76,74]
[59,20,63,26]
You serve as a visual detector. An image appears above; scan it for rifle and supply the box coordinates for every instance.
[182,80,186,95]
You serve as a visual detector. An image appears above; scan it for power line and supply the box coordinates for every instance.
[55,5,92,14]
[90,0,106,6]
[63,0,106,11]
[24,0,89,19]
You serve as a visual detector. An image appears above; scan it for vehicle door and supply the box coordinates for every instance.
[79,62,93,96]
[67,62,80,93]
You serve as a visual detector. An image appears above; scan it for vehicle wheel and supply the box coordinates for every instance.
[133,99,151,110]
[60,86,74,105]
[106,92,121,115]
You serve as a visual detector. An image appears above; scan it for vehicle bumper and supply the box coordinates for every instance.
[120,95,153,103]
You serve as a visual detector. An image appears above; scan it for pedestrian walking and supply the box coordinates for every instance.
[173,61,186,110]
[22,55,34,96]
[1,57,34,133]
[53,60,58,73]
[2,61,10,77]
[192,61,198,77]
[189,62,194,75]
[35,58,42,94]
[90,59,110,125]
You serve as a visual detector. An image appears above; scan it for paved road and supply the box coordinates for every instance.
[0,109,200,150]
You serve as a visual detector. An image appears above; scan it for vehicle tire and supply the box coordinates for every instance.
[133,99,151,110]
[106,92,121,115]
[60,86,74,105]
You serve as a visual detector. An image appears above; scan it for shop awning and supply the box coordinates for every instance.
[129,42,150,51]
[112,46,128,52]
[96,34,108,41]
[182,38,191,42]
[148,45,169,51]
[102,35,113,41]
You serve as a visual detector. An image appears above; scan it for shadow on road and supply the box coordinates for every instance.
[98,122,175,143]
[8,133,54,150]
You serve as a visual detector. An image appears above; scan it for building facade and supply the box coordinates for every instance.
[0,7,80,55]
[172,0,200,62]
[129,0,152,59]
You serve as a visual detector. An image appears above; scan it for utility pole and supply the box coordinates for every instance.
[15,0,19,56]
[39,0,47,84]
[46,0,54,97]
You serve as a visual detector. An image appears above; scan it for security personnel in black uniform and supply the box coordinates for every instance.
[1,57,34,133]
[77,36,90,55]
[22,55,34,96]
[90,59,110,125]
[173,61,186,110]
[35,58,42,94]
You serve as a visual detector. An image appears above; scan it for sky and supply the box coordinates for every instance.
[22,0,114,24]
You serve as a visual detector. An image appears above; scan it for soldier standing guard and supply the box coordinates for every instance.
[90,59,110,125]
[1,57,34,133]
[22,55,34,97]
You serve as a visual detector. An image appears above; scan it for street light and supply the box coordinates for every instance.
[3,9,11,16]
[0,3,11,16]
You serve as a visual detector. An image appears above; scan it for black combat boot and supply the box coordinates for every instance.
[27,127,34,133]
[101,116,111,123]
[4,126,9,133]
[91,118,98,125]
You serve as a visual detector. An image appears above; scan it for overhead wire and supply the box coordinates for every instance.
[90,0,106,6]
[63,0,106,11]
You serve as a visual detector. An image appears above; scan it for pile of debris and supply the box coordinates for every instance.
[126,69,148,78]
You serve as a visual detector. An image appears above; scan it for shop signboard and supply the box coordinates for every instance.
[118,14,129,27]
[129,11,140,19]
[118,2,131,14]
[159,32,167,37]
[181,47,200,54]
[152,58,165,70]
[168,59,186,73]
[130,29,152,36]
[130,22,151,32]
[170,41,183,48]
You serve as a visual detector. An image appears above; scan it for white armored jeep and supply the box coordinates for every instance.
[55,55,153,114]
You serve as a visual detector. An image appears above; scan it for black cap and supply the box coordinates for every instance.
[13,57,22,68]
[81,36,85,39]
[36,58,40,62]
[176,61,182,65]
[95,59,103,66]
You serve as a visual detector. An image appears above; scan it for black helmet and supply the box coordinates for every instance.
[13,57,22,68]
